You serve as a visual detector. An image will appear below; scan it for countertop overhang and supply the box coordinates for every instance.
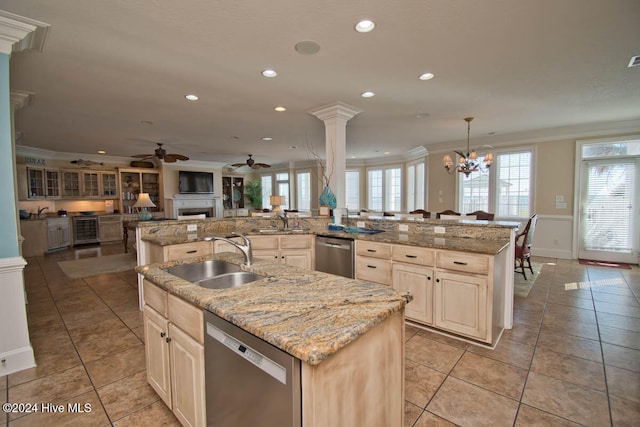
[137,253,412,366]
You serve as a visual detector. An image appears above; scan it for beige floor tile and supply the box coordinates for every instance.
[513,308,544,328]
[544,304,597,324]
[545,293,595,310]
[467,337,535,369]
[8,365,93,411]
[592,291,639,307]
[522,371,610,426]
[404,324,420,342]
[112,400,180,426]
[8,390,110,427]
[596,312,640,333]
[501,322,540,346]
[405,334,464,374]
[609,395,640,427]
[404,401,423,427]
[415,328,469,350]
[97,370,160,422]
[84,344,146,388]
[594,300,640,319]
[515,404,582,426]
[8,342,82,387]
[451,352,528,400]
[29,328,74,355]
[73,327,143,364]
[513,296,546,314]
[599,324,640,350]
[530,347,606,391]
[605,365,640,403]
[427,376,519,427]
[536,329,602,362]
[413,410,456,426]
[591,284,637,297]
[404,360,446,408]
[541,314,600,341]
[602,342,640,372]
[61,308,120,331]
[131,325,145,343]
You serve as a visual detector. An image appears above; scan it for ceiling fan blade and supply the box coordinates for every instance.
[253,163,271,168]
[132,154,153,159]
[231,162,246,168]
[163,156,177,163]
[167,153,189,161]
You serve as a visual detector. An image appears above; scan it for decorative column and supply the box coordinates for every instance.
[308,102,361,209]
[0,10,49,377]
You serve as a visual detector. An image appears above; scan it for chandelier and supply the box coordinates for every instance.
[443,117,493,177]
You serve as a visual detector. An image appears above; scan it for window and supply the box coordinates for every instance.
[260,175,272,209]
[276,172,289,210]
[367,166,402,211]
[457,149,533,218]
[406,161,425,211]
[345,170,360,210]
[296,171,311,210]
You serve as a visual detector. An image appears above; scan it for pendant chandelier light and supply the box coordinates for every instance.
[443,117,493,177]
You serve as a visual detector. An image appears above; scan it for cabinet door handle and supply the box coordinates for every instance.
[367,249,377,253]
[186,250,198,254]
[367,265,377,269]
[427,276,431,280]
[160,332,166,338]
[165,337,172,343]
[405,255,417,259]
[436,278,440,283]
[453,261,468,265]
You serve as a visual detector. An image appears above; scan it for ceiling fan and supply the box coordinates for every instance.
[131,143,189,163]
[231,154,271,170]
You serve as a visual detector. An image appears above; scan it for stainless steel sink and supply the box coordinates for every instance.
[167,260,242,282]
[198,271,264,289]
[166,260,264,289]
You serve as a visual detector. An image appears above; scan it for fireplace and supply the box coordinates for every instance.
[168,195,222,219]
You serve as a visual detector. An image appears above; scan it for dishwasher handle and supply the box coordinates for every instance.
[317,239,352,250]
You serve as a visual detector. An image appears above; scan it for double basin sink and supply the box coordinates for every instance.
[167,260,264,290]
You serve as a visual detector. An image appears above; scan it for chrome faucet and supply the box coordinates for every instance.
[37,206,49,219]
[208,232,253,266]
[276,211,288,230]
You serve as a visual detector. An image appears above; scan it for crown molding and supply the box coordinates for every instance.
[0,10,50,55]
[308,102,363,122]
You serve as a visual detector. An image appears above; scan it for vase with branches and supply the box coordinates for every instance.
[306,139,337,209]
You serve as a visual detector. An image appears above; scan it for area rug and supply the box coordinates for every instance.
[514,262,542,298]
[58,254,137,279]
[578,259,632,269]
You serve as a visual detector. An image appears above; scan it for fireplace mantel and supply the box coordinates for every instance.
[166,195,223,218]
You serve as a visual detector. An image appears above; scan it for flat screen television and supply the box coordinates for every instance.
[179,171,214,194]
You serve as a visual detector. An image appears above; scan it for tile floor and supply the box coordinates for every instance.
[2,247,639,426]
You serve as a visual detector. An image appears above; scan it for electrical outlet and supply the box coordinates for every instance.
[187,233,197,240]
[357,221,365,228]
[399,224,409,232]
[434,226,446,234]
[187,224,197,232]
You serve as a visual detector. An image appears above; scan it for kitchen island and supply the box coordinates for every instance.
[138,252,411,426]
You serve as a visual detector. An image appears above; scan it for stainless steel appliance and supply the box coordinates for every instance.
[205,311,301,426]
[72,215,99,245]
[315,235,355,278]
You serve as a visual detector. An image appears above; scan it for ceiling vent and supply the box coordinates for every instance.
[628,55,640,68]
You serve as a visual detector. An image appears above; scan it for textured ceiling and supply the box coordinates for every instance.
[3,0,640,167]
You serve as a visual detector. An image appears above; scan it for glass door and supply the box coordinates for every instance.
[578,158,639,263]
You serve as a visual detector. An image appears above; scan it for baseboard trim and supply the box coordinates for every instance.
[532,247,573,259]
[0,345,36,376]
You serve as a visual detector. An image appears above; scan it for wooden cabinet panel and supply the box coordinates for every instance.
[356,255,392,286]
[143,279,168,316]
[164,241,213,262]
[280,234,312,249]
[144,306,172,407]
[46,218,70,251]
[99,215,122,243]
[392,263,433,324]
[356,240,392,259]
[21,219,47,257]
[436,250,490,275]
[168,294,203,343]
[392,245,434,267]
[249,235,279,250]
[281,249,313,270]
[248,234,314,269]
[434,271,488,341]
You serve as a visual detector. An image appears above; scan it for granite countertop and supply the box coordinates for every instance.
[137,253,411,366]
[141,227,510,255]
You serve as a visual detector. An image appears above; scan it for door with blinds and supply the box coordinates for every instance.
[578,158,639,263]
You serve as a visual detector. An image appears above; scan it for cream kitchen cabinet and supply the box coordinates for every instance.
[98,215,122,243]
[355,241,392,286]
[147,240,213,263]
[46,217,71,251]
[61,170,81,198]
[143,280,205,427]
[391,245,435,325]
[19,166,61,199]
[248,234,314,269]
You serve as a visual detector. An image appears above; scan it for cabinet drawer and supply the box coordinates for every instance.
[280,235,312,249]
[248,235,279,250]
[168,294,204,344]
[144,279,168,316]
[164,241,212,261]
[356,256,392,286]
[436,250,490,275]
[356,241,392,259]
[392,245,434,266]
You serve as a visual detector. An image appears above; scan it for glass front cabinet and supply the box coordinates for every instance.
[25,167,60,199]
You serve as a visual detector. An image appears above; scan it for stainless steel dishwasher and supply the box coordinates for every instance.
[204,311,301,427]
[315,235,354,278]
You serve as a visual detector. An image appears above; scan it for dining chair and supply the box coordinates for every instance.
[466,210,495,221]
[436,210,460,219]
[410,209,431,218]
[515,214,538,279]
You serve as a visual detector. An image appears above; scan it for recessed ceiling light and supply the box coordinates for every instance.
[290,145,297,149]
[274,106,286,112]
[361,91,375,98]
[416,113,430,119]
[262,69,277,78]
[294,40,321,55]
[355,19,375,33]
[185,94,199,101]
[419,72,434,80]
[140,120,153,125]
[98,150,106,154]
[261,137,273,141]
[384,151,390,155]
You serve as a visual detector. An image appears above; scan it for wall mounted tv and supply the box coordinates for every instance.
[178,171,214,194]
